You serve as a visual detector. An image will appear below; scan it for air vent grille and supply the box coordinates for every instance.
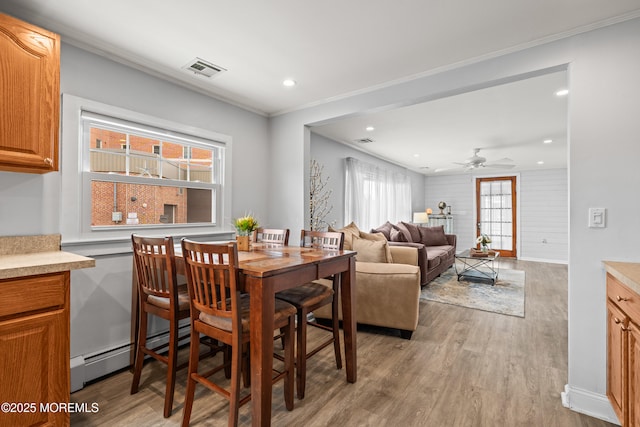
[182,58,226,78]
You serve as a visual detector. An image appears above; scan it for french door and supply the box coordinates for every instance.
[476,176,517,258]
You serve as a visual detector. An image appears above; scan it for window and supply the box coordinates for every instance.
[59,94,232,245]
[83,111,224,228]
[344,157,411,230]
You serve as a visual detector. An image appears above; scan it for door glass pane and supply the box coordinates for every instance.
[478,178,514,253]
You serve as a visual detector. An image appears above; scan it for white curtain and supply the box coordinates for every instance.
[344,157,412,231]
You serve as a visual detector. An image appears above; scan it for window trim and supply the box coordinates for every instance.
[60,94,233,248]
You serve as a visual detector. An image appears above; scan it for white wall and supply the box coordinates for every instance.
[425,169,568,263]
[310,132,425,230]
[425,173,477,252]
[520,169,568,262]
[269,18,640,423]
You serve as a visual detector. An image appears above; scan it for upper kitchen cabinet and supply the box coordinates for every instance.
[0,13,60,173]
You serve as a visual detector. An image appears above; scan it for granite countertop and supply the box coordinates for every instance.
[603,261,640,296]
[0,234,95,280]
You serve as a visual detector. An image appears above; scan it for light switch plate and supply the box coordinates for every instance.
[588,208,606,228]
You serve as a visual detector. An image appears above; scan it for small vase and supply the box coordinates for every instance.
[237,235,250,251]
[481,245,488,253]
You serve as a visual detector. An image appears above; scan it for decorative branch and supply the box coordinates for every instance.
[309,159,334,231]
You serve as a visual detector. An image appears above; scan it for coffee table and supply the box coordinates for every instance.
[455,249,500,285]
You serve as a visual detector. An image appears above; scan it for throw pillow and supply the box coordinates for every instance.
[351,236,389,263]
[329,222,361,250]
[418,225,449,246]
[399,221,421,242]
[371,221,394,240]
[390,227,408,242]
[394,222,413,242]
[359,230,393,263]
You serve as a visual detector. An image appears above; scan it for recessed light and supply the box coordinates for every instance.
[365,126,375,132]
[282,79,296,87]
[413,154,420,158]
[555,89,569,97]
[537,161,545,165]
[543,139,552,144]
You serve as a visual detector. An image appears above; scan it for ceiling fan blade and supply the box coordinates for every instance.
[484,163,515,169]
[434,166,464,172]
[487,157,513,163]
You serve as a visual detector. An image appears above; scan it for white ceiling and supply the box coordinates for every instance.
[312,70,569,175]
[2,1,640,174]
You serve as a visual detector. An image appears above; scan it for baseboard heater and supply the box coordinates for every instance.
[71,324,191,392]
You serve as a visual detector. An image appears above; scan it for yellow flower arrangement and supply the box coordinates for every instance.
[234,214,259,236]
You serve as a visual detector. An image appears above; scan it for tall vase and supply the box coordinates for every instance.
[481,244,488,253]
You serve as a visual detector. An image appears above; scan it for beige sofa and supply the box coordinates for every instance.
[314,226,421,339]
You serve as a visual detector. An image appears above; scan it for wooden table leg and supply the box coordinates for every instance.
[248,276,275,426]
[341,256,357,383]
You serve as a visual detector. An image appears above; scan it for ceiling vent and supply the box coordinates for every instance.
[182,58,226,78]
[355,138,373,144]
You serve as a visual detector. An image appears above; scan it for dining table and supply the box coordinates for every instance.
[130,241,357,426]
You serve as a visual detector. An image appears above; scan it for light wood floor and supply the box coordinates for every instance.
[70,259,616,426]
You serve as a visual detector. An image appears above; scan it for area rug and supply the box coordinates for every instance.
[420,266,525,317]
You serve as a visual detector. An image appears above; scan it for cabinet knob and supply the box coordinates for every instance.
[614,317,622,324]
[616,295,628,302]
[44,157,53,166]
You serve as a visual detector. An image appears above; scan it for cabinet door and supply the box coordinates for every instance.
[0,13,60,173]
[608,299,628,425]
[0,309,69,426]
[630,321,640,427]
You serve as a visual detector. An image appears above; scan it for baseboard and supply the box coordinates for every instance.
[561,384,620,425]
[71,325,190,392]
[518,256,568,265]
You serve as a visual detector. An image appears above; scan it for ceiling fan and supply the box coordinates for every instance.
[435,148,515,172]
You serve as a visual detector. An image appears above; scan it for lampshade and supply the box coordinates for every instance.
[413,212,429,224]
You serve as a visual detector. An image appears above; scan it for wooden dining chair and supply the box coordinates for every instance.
[256,227,290,245]
[180,239,296,426]
[275,230,344,399]
[130,234,191,418]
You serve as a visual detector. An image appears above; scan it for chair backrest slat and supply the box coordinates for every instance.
[256,228,290,245]
[132,234,177,299]
[181,239,240,325]
[299,230,344,250]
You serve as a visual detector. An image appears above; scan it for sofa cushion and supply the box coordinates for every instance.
[358,231,393,262]
[419,225,449,246]
[427,254,441,270]
[399,221,421,242]
[371,221,394,240]
[390,227,408,242]
[425,246,450,259]
[330,221,360,250]
[352,236,390,263]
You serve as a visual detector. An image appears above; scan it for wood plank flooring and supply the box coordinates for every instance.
[70,259,616,426]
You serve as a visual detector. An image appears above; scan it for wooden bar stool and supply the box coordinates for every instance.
[180,239,296,426]
[275,230,344,399]
[130,234,190,418]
